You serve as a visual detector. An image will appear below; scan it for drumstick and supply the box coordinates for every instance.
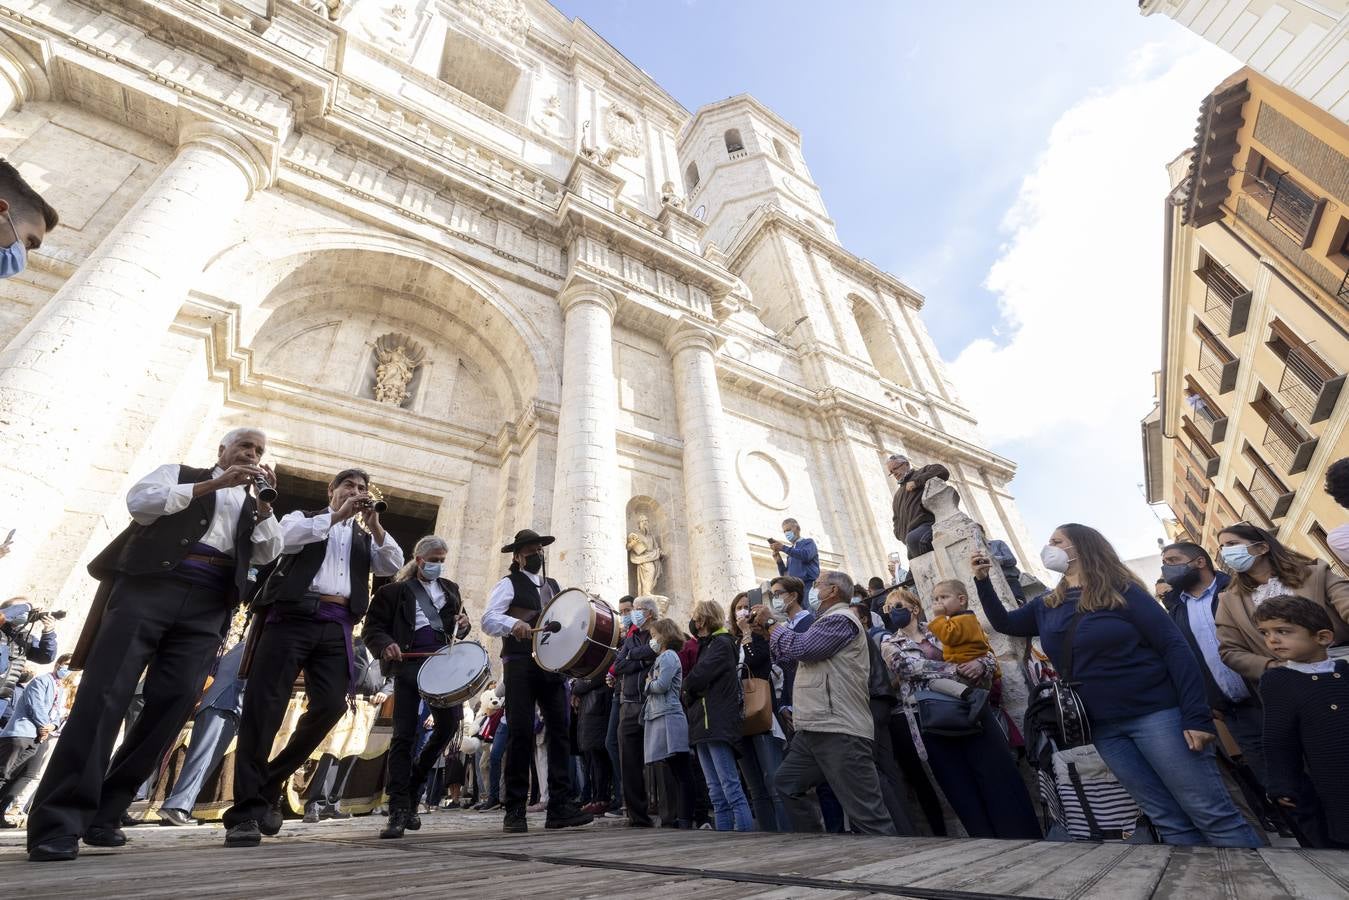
[530,621,562,635]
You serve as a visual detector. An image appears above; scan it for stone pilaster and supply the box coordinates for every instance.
[667,322,754,603]
[0,122,269,589]
[547,281,625,601]
[0,33,48,118]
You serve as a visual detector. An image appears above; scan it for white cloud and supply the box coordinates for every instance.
[949,37,1237,558]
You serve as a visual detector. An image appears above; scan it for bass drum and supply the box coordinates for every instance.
[532,588,620,679]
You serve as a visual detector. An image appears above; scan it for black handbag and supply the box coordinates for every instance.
[915,683,989,737]
[1027,609,1092,749]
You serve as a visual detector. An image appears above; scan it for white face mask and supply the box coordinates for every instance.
[648,638,661,654]
[1041,544,1073,574]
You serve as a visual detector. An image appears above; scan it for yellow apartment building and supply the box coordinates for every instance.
[1143,67,1349,570]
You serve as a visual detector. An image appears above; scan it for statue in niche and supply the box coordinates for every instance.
[626,513,664,597]
[660,181,685,210]
[371,333,426,408]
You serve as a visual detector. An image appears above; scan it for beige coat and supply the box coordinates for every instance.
[1215,560,1349,683]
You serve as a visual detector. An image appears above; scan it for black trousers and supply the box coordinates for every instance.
[888,713,947,836]
[27,576,228,848]
[502,657,572,814]
[583,747,611,806]
[870,700,916,836]
[617,703,650,825]
[0,736,40,807]
[224,617,349,828]
[387,660,461,812]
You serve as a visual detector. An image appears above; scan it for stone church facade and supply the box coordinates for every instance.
[0,0,1037,633]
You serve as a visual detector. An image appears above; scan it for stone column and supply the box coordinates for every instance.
[667,322,754,604]
[547,282,625,600]
[0,123,268,588]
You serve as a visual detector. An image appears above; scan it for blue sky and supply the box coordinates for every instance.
[552,1,1238,561]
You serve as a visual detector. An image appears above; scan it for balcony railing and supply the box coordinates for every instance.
[1184,466,1210,503]
[1266,170,1324,249]
[1180,516,1203,542]
[1181,431,1221,478]
[1276,343,1345,424]
[1258,400,1317,475]
[1339,268,1349,305]
[1198,259,1252,337]
[1183,494,1205,524]
[1247,462,1295,520]
[1190,397,1228,445]
[1196,326,1239,395]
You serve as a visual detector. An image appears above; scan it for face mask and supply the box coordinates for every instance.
[421,561,443,580]
[621,613,632,629]
[1040,545,1072,574]
[888,608,912,630]
[1161,562,1200,592]
[55,667,69,680]
[688,618,698,636]
[631,609,646,628]
[1220,544,1258,573]
[769,596,786,614]
[523,552,544,574]
[0,213,25,279]
[648,638,661,654]
[783,531,797,543]
[807,588,822,612]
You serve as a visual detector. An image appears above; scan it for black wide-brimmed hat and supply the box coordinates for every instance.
[500,528,556,554]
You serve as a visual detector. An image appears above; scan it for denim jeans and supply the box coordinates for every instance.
[487,719,509,803]
[904,524,934,559]
[696,741,754,831]
[1092,706,1260,847]
[737,732,789,831]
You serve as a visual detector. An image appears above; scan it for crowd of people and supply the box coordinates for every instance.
[1,95,1349,872]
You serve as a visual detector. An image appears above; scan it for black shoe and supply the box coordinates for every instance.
[158,808,197,827]
[119,813,142,828]
[379,810,407,840]
[28,837,79,862]
[502,809,527,833]
[224,820,262,847]
[476,800,501,812]
[545,805,594,830]
[260,798,284,837]
[322,805,351,820]
[303,804,321,824]
[405,812,421,831]
[626,817,654,828]
[83,825,127,848]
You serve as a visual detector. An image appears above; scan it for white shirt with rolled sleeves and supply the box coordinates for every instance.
[277,509,404,596]
[126,464,283,565]
[482,570,550,637]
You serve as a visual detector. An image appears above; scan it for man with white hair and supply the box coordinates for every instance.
[611,594,659,828]
[885,453,953,560]
[27,428,282,862]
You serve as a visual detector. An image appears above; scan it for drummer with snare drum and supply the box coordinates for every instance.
[363,535,471,840]
[481,528,593,834]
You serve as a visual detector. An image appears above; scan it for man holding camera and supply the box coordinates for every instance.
[223,467,403,848]
[769,518,819,600]
[0,599,59,726]
[26,428,282,863]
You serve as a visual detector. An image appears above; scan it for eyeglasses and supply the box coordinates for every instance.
[769,590,786,599]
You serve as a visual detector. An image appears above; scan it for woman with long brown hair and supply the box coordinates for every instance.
[974,523,1259,847]
[1214,523,1349,683]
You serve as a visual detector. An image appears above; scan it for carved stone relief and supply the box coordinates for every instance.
[603,104,643,159]
[458,0,530,44]
[371,332,426,408]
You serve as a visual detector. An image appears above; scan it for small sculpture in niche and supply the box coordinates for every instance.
[626,513,664,597]
[660,181,685,210]
[371,333,426,408]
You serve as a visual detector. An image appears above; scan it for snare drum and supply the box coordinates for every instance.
[417,641,490,708]
[533,588,621,679]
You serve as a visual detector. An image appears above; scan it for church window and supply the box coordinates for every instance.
[685,161,700,192]
[772,137,793,170]
[849,295,911,388]
[724,128,745,154]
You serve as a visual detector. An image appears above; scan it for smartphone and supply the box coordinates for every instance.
[746,587,763,607]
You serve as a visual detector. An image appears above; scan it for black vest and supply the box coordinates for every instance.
[502,569,560,658]
[87,464,258,600]
[256,510,374,620]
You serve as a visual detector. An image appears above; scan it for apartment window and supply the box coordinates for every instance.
[724,129,745,155]
[1310,523,1348,577]
[1180,422,1221,478]
[1183,378,1227,444]
[1247,150,1325,249]
[1266,319,1345,424]
[1195,251,1251,336]
[1194,318,1240,394]
[684,162,700,192]
[1251,385,1317,475]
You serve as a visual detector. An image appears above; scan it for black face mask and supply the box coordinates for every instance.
[1161,562,1201,592]
[523,552,544,574]
[688,619,698,637]
[887,608,912,631]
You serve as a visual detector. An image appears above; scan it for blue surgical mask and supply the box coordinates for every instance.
[620,613,632,629]
[1220,544,1258,573]
[784,531,797,542]
[631,609,647,628]
[0,213,25,279]
[769,595,786,614]
[55,667,70,680]
[887,608,912,631]
[421,561,443,580]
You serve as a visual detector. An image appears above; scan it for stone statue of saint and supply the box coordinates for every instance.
[372,333,425,408]
[626,513,664,597]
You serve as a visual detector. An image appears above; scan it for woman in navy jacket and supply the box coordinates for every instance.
[974,523,1259,848]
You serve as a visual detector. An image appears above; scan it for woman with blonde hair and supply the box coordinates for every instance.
[684,599,753,831]
[643,617,694,828]
[974,524,1258,847]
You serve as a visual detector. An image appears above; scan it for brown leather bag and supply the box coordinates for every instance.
[740,673,773,736]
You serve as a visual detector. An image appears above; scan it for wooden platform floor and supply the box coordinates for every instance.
[2,811,1347,899]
